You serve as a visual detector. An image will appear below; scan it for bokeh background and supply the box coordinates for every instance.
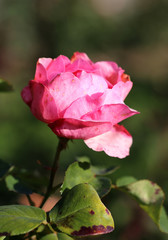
[0,0,168,239]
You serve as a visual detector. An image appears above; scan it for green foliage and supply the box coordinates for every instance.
[116,176,137,187]
[0,79,13,92]
[0,159,13,180]
[61,157,115,197]
[5,174,33,194]
[159,207,168,234]
[90,177,111,198]
[91,165,120,176]
[0,159,33,195]
[49,183,114,237]
[0,205,46,236]
[57,233,74,240]
[116,179,168,233]
[0,237,6,240]
[40,233,58,240]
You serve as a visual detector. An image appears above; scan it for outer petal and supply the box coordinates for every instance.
[84,124,133,158]
[98,84,132,105]
[49,118,112,139]
[34,57,52,83]
[21,85,32,107]
[30,81,58,123]
[111,79,133,101]
[64,86,134,120]
[64,86,138,122]
[34,63,48,83]
[81,104,138,125]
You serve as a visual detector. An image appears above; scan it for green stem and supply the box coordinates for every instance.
[40,138,68,208]
[47,223,56,233]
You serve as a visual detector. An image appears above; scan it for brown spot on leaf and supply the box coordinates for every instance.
[151,181,156,186]
[0,232,9,236]
[105,208,110,215]
[71,225,114,236]
[89,210,95,215]
[155,188,160,195]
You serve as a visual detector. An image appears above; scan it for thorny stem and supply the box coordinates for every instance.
[39,138,69,208]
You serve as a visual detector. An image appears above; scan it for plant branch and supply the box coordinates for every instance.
[39,138,68,208]
[26,194,35,206]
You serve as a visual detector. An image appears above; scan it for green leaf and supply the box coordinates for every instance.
[57,233,74,240]
[0,205,46,236]
[116,176,137,187]
[90,177,111,197]
[61,161,93,193]
[13,168,48,195]
[159,207,168,233]
[77,156,119,176]
[0,237,6,240]
[40,233,58,240]
[77,156,90,164]
[49,183,114,237]
[61,160,112,198]
[5,175,33,194]
[117,179,168,234]
[91,165,120,176]
[0,79,13,92]
[0,159,14,180]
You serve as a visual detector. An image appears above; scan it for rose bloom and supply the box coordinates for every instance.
[21,52,138,158]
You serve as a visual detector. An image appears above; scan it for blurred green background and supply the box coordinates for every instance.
[0,0,168,239]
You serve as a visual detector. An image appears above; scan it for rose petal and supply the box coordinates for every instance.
[30,81,58,123]
[109,80,133,101]
[71,52,92,63]
[63,83,138,120]
[49,118,112,139]
[38,57,52,68]
[98,86,130,105]
[95,61,124,86]
[81,104,138,125]
[48,72,84,115]
[48,72,107,116]
[84,124,133,158]
[79,71,108,95]
[21,85,32,107]
[63,93,103,119]
[46,55,71,81]
[34,63,47,83]
[66,59,95,75]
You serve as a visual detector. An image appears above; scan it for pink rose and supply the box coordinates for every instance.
[21,52,138,158]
